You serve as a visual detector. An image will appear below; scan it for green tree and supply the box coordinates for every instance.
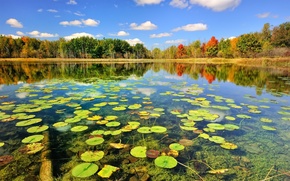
[218,38,233,58]
[237,33,262,57]
[271,22,290,47]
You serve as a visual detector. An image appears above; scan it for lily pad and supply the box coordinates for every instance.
[169,143,185,151]
[146,149,160,158]
[22,135,44,143]
[151,126,167,133]
[98,165,119,178]
[179,139,194,146]
[154,156,177,169]
[81,151,104,162]
[209,136,225,144]
[112,106,126,111]
[262,125,276,131]
[137,127,152,134]
[225,116,236,121]
[0,142,4,147]
[224,124,240,131]
[130,146,147,158]
[106,121,121,127]
[199,133,210,139]
[16,118,42,127]
[86,137,105,146]
[72,163,99,178]
[110,143,129,149]
[71,125,88,132]
[207,123,225,130]
[220,142,238,150]
[53,122,68,128]
[27,125,49,133]
[22,143,44,154]
[260,118,272,123]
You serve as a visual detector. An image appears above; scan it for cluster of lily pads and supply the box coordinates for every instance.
[0,75,288,180]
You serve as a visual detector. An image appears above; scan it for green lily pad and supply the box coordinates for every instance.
[151,126,167,133]
[111,130,122,135]
[262,125,276,131]
[207,123,225,130]
[225,116,236,121]
[209,136,225,144]
[24,143,44,154]
[71,126,88,132]
[169,143,185,151]
[106,121,121,127]
[199,133,210,139]
[179,139,194,146]
[27,125,49,133]
[72,163,99,178]
[91,130,105,135]
[105,115,118,121]
[153,108,164,112]
[224,124,240,131]
[16,118,42,127]
[260,118,273,123]
[98,165,119,178]
[53,122,69,128]
[65,117,81,123]
[22,135,44,143]
[180,125,197,131]
[112,106,126,111]
[237,114,251,119]
[130,146,147,158]
[220,142,238,150]
[154,156,177,169]
[81,151,104,162]
[0,142,4,147]
[85,137,105,146]
[137,127,152,134]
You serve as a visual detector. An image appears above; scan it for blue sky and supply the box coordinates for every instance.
[1,0,289,49]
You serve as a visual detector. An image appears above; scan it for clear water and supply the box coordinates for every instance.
[0,62,289,181]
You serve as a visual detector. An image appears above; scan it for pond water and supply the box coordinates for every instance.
[0,62,290,181]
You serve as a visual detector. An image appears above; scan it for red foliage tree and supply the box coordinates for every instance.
[176,63,185,76]
[176,44,187,58]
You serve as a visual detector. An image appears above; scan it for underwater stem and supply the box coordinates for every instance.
[177,161,205,181]
[189,159,214,170]
[239,118,245,128]
[264,165,274,180]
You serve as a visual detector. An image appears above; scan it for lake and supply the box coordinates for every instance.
[0,61,289,181]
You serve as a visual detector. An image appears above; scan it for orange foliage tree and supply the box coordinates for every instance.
[205,36,219,57]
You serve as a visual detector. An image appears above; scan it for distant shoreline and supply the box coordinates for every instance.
[0,57,289,69]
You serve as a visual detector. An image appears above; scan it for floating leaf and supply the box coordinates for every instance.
[223,124,239,131]
[91,130,104,135]
[106,121,121,127]
[153,108,164,112]
[130,146,147,158]
[146,149,160,158]
[98,165,119,178]
[209,136,225,144]
[110,143,129,149]
[81,151,104,162]
[22,135,44,143]
[199,133,210,139]
[16,118,42,127]
[71,126,88,132]
[87,115,102,121]
[24,143,44,154]
[105,115,118,121]
[262,125,276,131]
[53,122,68,128]
[0,142,4,147]
[207,123,225,130]
[72,163,99,178]
[86,137,105,146]
[260,118,272,123]
[151,126,167,133]
[225,116,236,121]
[220,142,238,150]
[237,114,251,119]
[169,143,184,151]
[154,156,177,169]
[137,127,152,134]
[112,106,126,111]
[27,125,49,133]
[179,139,194,146]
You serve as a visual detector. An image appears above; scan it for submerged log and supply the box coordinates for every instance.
[39,131,53,181]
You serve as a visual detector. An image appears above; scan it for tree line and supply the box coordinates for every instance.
[0,22,289,59]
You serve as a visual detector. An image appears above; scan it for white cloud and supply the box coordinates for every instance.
[37,9,43,12]
[28,30,58,38]
[150,32,172,38]
[47,9,58,13]
[130,21,157,30]
[125,38,144,45]
[109,31,130,36]
[2,34,21,39]
[67,0,77,5]
[82,19,100,26]
[165,39,186,44]
[16,31,24,36]
[74,11,85,16]
[96,34,104,38]
[189,0,241,11]
[256,12,270,18]
[172,23,207,31]
[64,32,95,40]
[6,18,23,28]
[170,0,189,9]
[135,0,164,5]
[60,20,82,26]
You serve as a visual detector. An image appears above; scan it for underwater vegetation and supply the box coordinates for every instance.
[0,63,290,180]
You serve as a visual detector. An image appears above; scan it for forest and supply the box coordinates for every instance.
[0,22,289,59]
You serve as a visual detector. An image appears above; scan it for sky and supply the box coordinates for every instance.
[1,0,289,49]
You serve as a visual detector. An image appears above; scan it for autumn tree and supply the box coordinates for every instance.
[188,40,201,58]
[205,36,219,57]
[236,33,262,57]
[176,44,187,58]
[218,38,232,58]
[271,22,290,47]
